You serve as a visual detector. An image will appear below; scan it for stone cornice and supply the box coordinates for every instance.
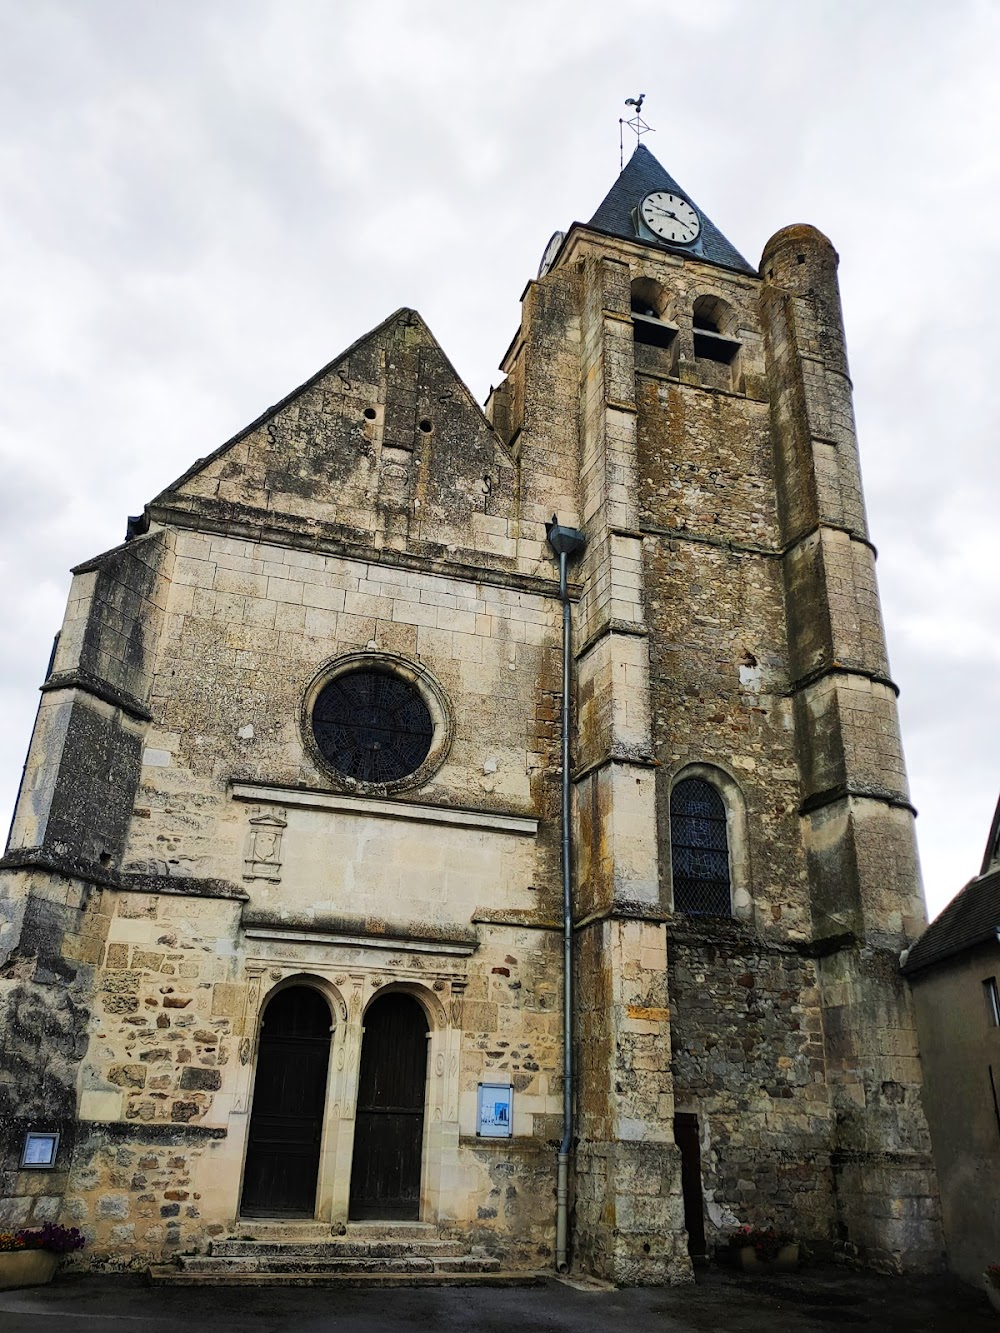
[799,782,916,818]
[148,498,581,603]
[230,781,539,836]
[39,670,153,723]
[242,923,478,957]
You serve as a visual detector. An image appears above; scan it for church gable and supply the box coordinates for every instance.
[154,309,516,559]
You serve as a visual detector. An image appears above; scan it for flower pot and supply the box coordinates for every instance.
[735,1242,798,1274]
[985,1278,1000,1315]
[737,1245,760,1272]
[0,1250,58,1291]
[774,1242,799,1272]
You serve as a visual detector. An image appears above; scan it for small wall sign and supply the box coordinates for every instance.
[20,1131,60,1170]
[477,1083,513,1138]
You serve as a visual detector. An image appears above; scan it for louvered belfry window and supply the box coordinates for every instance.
[670,778,732,916]
[312,670,433,784]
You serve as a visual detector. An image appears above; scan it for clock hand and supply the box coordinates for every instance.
[648,206,687,226]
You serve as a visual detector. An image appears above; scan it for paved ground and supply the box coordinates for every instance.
[0,1266,994,1332]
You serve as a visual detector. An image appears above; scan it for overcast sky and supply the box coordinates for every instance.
[1,0,997,920]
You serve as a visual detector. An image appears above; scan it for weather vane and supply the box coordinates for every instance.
[620,94,653,171]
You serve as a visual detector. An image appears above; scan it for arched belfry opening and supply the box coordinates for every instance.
[631,277,677,347]
[349,992,429,1221]
[692,294,742,390]
[241,985,333,1218]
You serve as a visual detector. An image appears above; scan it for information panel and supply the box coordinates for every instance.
[20,1131,59,1169]
[476,1083,513,1138]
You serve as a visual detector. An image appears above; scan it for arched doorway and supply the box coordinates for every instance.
[349,992,429,1220]
[241,986,332,1217]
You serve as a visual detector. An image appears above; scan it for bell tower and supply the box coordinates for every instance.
[488,145,942,1281]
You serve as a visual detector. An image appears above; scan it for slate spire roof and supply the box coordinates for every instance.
[587,144,755,276]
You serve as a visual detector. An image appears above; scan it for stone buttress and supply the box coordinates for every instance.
[761,225,940,1268]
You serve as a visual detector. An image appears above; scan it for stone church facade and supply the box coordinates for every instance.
[0,148,943,1282]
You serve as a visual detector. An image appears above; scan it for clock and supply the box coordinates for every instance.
[537,230,566,278]
[639,192,700,245]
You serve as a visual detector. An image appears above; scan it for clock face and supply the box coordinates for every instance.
[640,192,700,245]
[537,230,566,278]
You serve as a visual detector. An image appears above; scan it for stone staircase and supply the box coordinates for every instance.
[148,1221,542,1287]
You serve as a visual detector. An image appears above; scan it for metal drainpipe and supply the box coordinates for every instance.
[546,518,586,1275]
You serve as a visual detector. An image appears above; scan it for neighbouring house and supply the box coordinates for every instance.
[903,796,1000,1286]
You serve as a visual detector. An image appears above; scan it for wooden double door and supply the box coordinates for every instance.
[241,986,332,1217]
[349,993,428,1220]
[241,986,429,1222]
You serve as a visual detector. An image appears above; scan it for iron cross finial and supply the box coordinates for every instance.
[620,94,653,169]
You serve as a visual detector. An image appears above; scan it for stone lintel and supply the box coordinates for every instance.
[230,782,539,836]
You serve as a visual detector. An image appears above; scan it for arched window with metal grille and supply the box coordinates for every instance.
[670,777,732,916]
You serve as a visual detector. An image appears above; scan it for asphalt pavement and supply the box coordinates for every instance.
[0,1266,993,1332]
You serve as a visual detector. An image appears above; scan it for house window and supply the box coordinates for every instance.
[984,978,1000,1027]
[670,778,732,916]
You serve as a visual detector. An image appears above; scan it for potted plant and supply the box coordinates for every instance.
[0,1223,85,1290]
[985,1264,1000,1314]
[728,1225,799,1273]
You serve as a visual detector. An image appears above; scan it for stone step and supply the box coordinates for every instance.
[148,1264,542,1289]
[433,1256,503,1273]
[211,1238,468,1259]
[229,1221,349,1243]
[183,1253,501,1276]
[180,1255,437,1276]
[344,1222,438,1240]
[230,1220,438,1243]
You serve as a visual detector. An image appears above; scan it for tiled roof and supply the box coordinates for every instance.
[586,145,756,276]
[903,867,1000,977]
